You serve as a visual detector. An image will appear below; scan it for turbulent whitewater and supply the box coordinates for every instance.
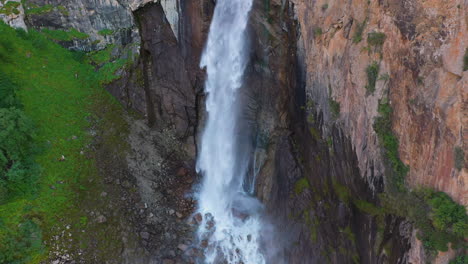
[196,0,265,263]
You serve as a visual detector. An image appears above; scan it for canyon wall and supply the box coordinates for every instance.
[290,0,467,206]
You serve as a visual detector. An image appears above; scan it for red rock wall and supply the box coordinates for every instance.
[291,0,467,205]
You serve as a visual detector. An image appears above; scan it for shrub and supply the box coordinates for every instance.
[295,178,310,194]
[0,1,21,15]
[0,71,21,109]
[0,108,39,202]
[367,32,386,47]
[87,44,116,65]
[0,219,44,263]
[425,191,468,237]
[354,199,383,216]
[329,98,340,119]
[313,27,323,37]
[454,147,464,171]
[365,61,379,94]
[24,4,54,15]
[373,100,408,191]
[332,180,351,204]
[98,29,114,36]
[464,48,468,71]
[321,3,329,11]
[352,18,367,43]
[450,255,468,264]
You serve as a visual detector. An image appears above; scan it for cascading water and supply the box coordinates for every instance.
[196,0,265,263]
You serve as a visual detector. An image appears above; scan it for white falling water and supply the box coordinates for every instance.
[196,0,266,263]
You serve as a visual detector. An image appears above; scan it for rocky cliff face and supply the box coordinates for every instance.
[3,0,466,263]
[290,0,467,206]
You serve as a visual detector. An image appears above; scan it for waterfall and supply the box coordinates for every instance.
[196,0,266,263]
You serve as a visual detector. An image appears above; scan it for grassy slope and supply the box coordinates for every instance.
[0,22,128,263]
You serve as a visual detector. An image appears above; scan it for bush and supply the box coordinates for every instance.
[352,18,367,43]
[450,255,468,264]
[464,48,468,71]
[0,73,39,203]
[425,191,468,237]
[0,1,21,15]
[329,98,340,119]
[373,100,408,191]
[454,147,464,171]
[24,4,54,15]
[365,61,379,94]
[367,32,386,47]
[314,27,323,37]
[0,219,44,263]
[0,72,21,109]
[321,3,329,11]
[0,108,39,202]
[98,29,114,36]
[295,178,310,194]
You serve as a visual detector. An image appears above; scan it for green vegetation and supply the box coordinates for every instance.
[425,191,467,237]
[98,29,114,36]
[41,28,89,42]
[373,100,408,190]
[23,4,54,15]
[382,189,468,252]
[294,177,310,194]
[321,3,329,11]
[367,32,386,48]
[332,180,351,204]
[56,5,69,16]
[370,100,467,253]
[313,27,323,37]
[464,48,468,71]
[341,225,356,246]
[0,1,20,15]
[354,199,383,216]
[365,61,379,94]
[87,44,116,65]
[450,255,467,264]
[352,18,367,43]
[0,104,39,203]
[329,98,340,119]
[0,21,129,263]
[454,147,464,171]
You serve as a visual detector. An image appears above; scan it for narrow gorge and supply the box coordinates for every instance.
[0,0,466,263]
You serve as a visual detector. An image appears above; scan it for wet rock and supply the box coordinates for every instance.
[205,220,215,230]
[140,231,150,240]
[200,239,208,248]
[193,213,202,224]
[231,208,248,221]
[177,244,188,251]
[177,167,188,176]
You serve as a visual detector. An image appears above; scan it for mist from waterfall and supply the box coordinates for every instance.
[196,0,266,263]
